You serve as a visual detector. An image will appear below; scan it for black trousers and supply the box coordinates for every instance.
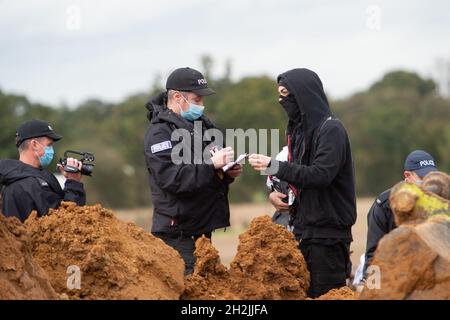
[154,232,211,276]
[297,236,351,298]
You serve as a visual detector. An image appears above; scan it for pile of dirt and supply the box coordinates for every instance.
[359,215,450,300]
[361,178,450,300]
[0,213,58,299]
[316,286,357,300]
[183,215,310,300]
[24,202,185,300]
[422,171,450,200]
[182,236,237,300]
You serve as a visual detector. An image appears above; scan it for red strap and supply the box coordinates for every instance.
[287,135,292,162]
[286,134,299,197]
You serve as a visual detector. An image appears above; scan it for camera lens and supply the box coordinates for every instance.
[81,164,94,176]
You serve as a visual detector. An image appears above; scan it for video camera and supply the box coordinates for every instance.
[58,150,95,176]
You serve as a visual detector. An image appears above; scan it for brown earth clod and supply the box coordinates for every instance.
[316,286,357,300]
[1,202,185,300]
[183,215,310,300]
[0,214,58,300]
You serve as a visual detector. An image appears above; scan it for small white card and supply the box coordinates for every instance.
[222,154,248,172]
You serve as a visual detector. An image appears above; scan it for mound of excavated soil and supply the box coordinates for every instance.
[0,214,57,300]
[182,236,237,300]
[25,202,185,300]
[359,216,450,300]
[316,286,357,300]
[183,215,310,300]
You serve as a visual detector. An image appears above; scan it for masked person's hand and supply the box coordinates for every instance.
[269,191,290,212]
[249,154,272,171]
[57,157,83,182]
[211,147,234,169]
[225,164,243,178]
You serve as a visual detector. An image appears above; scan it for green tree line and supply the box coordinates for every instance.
[1,63,449,208]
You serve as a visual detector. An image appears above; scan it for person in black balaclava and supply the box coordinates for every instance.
[249,68,357,298]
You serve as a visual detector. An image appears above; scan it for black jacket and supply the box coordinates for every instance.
[144,92,232,237]
[273,69,357,240]
[0,159,86,222]
[363,189,396,277]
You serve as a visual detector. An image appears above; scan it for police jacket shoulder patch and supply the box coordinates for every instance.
[36,177,49,187]
[376,189,391,207]
[151,141,172,154]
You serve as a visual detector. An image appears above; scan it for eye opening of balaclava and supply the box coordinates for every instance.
[278,78,302,124]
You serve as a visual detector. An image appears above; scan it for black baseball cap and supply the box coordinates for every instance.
[166,67,215,96]
[404,150,437,178]
[15,119,62,147]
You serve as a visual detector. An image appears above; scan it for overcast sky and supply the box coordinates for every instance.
[1,0,449,107]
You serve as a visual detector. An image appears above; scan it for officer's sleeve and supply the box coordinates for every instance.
[223,174,235,185]
[274,122,347,189]
[363,201,390,278]
[145,125,221,196]
[63,180,86,206]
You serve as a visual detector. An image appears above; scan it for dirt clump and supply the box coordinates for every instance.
[182,236,238,300]
[361,179,450,300]
[230,215,310,299]
[422,171,450,200]
[316,286,357,300]
[359,215,450,300]
[0,214,58,300]
[184,215,310,300]
[25,202,185,300]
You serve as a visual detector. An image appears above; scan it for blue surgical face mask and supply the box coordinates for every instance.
[178,95,204,121]
[34,141,54,167]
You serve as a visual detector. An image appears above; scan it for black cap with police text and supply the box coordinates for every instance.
[404,150,437,178]
[15,119,62,147]
[166,67,215,96]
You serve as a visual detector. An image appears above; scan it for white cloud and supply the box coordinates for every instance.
[0,0,449,106]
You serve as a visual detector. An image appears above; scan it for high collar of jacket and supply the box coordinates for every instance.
[0,159,45,186]
[277,68,332,134]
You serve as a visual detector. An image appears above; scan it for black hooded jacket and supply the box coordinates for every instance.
[144,92,232,237]
[272,69,357,240]
[0,159,86,222]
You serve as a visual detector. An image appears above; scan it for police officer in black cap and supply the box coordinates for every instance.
[144,67,242,275]
[0,120,86,222]
[362,150,438,279]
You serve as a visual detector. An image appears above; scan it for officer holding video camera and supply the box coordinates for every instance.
[0,120,87,222]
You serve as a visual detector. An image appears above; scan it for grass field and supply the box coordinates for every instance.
[115,198,374,273]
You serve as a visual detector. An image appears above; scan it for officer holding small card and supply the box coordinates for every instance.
[144,67,242,275]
